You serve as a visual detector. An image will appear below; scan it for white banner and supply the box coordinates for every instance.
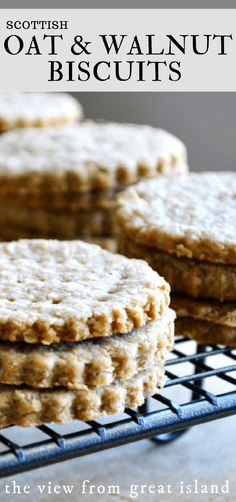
[0,9,236,91]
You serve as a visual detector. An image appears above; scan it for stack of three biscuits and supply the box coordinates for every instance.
[0,92,188,248]
[116,172,236,348]
[0,239,175,428]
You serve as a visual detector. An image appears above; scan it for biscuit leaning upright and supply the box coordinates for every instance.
[116,172,236,347]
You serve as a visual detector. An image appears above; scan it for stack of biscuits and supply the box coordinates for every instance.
[0,102,188,248]
[0,239,175,427]
[116,172,236,347]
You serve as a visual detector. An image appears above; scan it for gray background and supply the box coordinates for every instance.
[75,93,236,172]
[2,1,236,8]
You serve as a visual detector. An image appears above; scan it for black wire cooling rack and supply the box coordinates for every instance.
[0,336,235,477]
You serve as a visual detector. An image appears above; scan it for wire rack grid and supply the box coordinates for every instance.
[0,337,235,477]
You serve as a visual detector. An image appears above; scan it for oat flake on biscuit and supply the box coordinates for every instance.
[116,172,236,264]
[0,239,169,344]
[0,122,188,194]
[0,92,82,131]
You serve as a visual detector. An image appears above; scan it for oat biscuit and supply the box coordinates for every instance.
[0,367,165,427]
[0,228,117,244]
[0,189,117,212]
[0,122,188,195]
[116,172,236,264]
[0,207,114,238]
[0,311,174,389]
[0,229,117,252]
[0,93,82,131]
[173,295,236,347]
[175,319,236,348]
[0,239,169,345]
[172,295,236,327]
[119,236,236,302]
[0,225,45,242]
